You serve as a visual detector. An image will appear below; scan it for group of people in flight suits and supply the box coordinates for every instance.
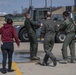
[24,11,76,66]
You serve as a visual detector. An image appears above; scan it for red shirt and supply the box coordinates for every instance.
[0,24,20,46]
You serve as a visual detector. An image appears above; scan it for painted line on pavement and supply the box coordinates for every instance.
[12,61,22,75]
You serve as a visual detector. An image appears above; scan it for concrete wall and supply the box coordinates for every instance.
[52,7,66,14]
[52,6,76,15]
[0,16,5,21]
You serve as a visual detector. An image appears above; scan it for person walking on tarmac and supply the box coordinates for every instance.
[39,12,57,66]
[0,18,20,74]
[59,11,76,64]
[24,13,41,60]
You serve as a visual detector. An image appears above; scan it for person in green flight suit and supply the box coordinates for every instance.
[39,12,57,66]
[24,13,41,60]
[60,11,76,64]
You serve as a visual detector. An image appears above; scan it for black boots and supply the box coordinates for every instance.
[37,59,57,67]
[1,68,7,74]
[8,69,14,72]
[37,61,49,66]
[52,58,57,66]
[40,62,49,66]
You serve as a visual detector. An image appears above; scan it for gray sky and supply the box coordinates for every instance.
[0,0,74,14]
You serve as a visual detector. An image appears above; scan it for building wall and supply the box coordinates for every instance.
[72,6,76,12]
[0,16,5,21]
[52,7,66,14]
[52,6,76,15]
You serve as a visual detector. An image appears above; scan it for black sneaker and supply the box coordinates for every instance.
[8,69,14,72]
[1,69,7,74]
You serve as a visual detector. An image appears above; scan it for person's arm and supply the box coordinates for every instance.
[13,28,20,46]
[29,19,40,28]
[0,27,3,34]
[55,21,67,31]
[40,23,46,38]
[0,27,3,46]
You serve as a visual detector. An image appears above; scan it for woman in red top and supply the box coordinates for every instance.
[0,18,20,74]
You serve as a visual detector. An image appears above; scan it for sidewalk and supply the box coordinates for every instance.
[17,62,76,75]
[0,42,76,75]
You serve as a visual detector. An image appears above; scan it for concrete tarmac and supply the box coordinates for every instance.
[0,42,76,75]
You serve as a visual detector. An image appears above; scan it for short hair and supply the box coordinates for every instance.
[6,18,13,24]
[46,12,51,17]
[63,11,69,17]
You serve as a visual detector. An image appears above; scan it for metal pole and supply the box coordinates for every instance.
[74,0,76,11]
[51,0,52,12]
[30,0,32,6]
[45,0,47,8]
[29,0,32,6]
[74,0,76,6]
[29,0,30,6]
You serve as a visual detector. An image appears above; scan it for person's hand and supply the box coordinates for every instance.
[40,23,43,28]
[41,23,43,27]
[57,24,60,27]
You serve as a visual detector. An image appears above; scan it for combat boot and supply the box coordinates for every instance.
[70,59,76,63]
[37,61,49,66]
[31,56,40,60]
[59,59,68,64]
[52,58,57,67]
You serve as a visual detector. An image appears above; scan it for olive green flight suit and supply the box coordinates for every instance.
[62,17,75,61]
[41,19,57,63]
[24,18,40,59]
